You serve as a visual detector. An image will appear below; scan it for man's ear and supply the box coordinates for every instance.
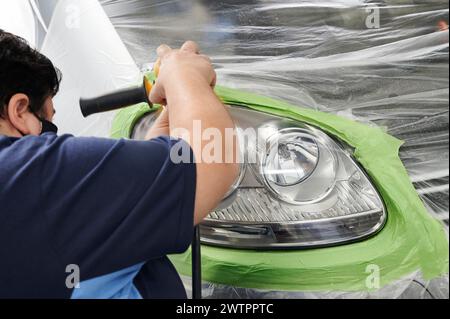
[7,93,32,135]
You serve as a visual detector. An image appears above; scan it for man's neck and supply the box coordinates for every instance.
[0,120,21,138]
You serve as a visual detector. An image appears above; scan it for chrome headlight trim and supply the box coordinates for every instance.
[201,207,386,249]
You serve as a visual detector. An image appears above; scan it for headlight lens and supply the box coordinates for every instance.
[132,106,387,249]
[263,130,320,187]
[261,127,337,204]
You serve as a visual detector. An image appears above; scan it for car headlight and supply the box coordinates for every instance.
[132,106,387,249]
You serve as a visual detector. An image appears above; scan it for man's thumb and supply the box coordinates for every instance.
[149,80,166,105]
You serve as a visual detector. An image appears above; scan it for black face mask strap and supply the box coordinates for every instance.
[39,116,58,135]
[17,128,27,137]
[30,112,58,135]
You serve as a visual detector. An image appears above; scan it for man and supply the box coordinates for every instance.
[0,30,238,298]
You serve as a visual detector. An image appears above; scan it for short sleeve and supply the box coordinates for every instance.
[39,135,196,281]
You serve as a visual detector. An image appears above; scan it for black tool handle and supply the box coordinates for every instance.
[80,80,151,117]
[192,226,202,299]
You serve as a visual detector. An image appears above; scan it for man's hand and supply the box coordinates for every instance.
[145,41,217,141]
[149,41,217,106]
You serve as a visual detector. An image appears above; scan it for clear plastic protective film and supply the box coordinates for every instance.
[102,0,448,298]
[100,0,449,230]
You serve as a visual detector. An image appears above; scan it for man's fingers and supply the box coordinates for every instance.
[154,58,161,77]
[149,81,167,106]
[199,54,216,87]
[200,54,212,64]
[211,72,217,88]
[181,41,200,54]
[157,44,172,58]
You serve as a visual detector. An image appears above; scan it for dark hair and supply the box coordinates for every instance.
[0,29,61,118]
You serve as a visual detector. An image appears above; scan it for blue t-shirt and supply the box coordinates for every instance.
[0,133,196,299]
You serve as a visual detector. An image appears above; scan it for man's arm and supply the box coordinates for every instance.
[145,107,170,140]
[149,41,239,225]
